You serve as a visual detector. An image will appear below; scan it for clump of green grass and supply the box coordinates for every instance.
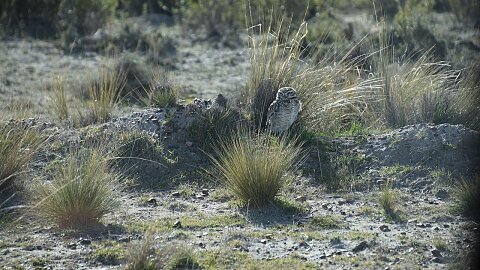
[0,125,44,192]
[379,181,405,222]
[453,174,480,222]
[49,74,69,121]
[308,215,343,229]
[35,147,121,229]
[124,233,158,270]
[125,234,200,270]
[84,66,127,124]
[210,130,304,207]
[188,108,241,150]
[146,71,178,108]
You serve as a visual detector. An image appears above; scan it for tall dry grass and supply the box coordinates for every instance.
[210,130,304,207]
[0,125,44,192]
[35,147,121,228]
[49,64,127,126]
[245,12,479,135]
[244,11,382,133]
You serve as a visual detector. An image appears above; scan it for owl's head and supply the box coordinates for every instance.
[276,87,297,100]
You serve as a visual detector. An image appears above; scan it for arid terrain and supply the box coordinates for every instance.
[1,1,479,269]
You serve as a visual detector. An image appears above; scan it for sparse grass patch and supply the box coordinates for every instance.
[48,64,127,126]
[317,150,365,191]
[308,215,343,229]
[124,232,159,270]
[198,248,316,269]
[49,74,69,121]
[210,130,304,207]
[453,174,480,222]
[89,241,125,265]
[34,147,121,229]
[379,182,405,223]
[188,107,242,150]
[82,65,127,125]
[145,70,179,108]
[274,196,308,214]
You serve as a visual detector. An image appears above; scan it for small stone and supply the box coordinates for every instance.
[79,238,91,245]
[67,242,77,249]
[186,141,193,147]
[295,195,307,202]
[147,198,157,205]
[265,234,273,240]
[443,224,450,228]
[379,225,390,232]
[173,220,182,228]
[118,237,131,243]
[431,249,442,258]
[260,239,268,244]
[201,189,209,196]
[352,241,369,252]
[198,242,205,248]
[171,191,181,197]
[321,203,330,209]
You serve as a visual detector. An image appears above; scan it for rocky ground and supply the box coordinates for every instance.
[1,9,479,270]
[0,104,479,269]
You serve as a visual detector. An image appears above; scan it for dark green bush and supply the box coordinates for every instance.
[0,0,60,37]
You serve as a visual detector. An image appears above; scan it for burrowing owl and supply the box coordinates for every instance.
[266,87,302,133]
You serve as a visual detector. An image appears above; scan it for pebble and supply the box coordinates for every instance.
[379,225,391,232]
[186,141,193,147]
[147,198,157,205]
[352,241,369,252]
[173,220,182,228]
[431,249,442,258]
[79,238,91,245]
[171,191,181,197]
[66,242,76,250]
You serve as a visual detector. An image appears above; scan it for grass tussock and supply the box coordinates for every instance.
[35,147,121,229]
[145,70,178,108]
[379,181,405,222]
[125,233,200,270]
[453,174,480,222]
[0,125,44,192]
[210,130,304,207]
[85,66,127,124]
[49,64,127,126]
[49,74,69,120]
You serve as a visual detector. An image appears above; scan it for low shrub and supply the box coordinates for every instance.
[146,71,179,108]
[35,148,121,228]
[454,174,480,222]
[210,130,304,207]
[0,125,44,192]
[188,108,242,150]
